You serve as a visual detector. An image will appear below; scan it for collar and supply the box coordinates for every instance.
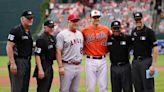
[70,29,77,33]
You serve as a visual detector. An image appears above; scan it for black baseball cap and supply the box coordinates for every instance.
[133,12,143,21]
[111,20,121,29]
[44,20,54,28]
[21,10,34,19]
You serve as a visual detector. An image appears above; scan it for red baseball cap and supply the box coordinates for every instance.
[68,14,80,21]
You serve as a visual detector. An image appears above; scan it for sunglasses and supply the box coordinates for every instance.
[92,16,100,19]
[48,25,54,28]
[113,27,120,30]
[26,17,33,20]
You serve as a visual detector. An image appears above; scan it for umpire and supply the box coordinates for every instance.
[6,10,33,92]
[131,12,158,92]
[107,21,132,92]
[33,20,56,92]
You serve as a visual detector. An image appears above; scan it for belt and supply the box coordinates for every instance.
[112,62,129,66]
[134,56,151,61]
[14,55,31,60]
[62,60,81,65]
[86,55,105,59]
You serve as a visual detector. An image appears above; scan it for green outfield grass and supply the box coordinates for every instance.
[0,55,164,92]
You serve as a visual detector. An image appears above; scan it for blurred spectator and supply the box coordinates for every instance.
[45,0,162,35]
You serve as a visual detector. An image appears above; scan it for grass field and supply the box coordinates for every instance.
[0,55,164,92]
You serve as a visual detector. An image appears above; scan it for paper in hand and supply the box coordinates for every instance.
[146,68,158,79]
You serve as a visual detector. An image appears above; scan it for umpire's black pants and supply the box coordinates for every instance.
[36,66,53,92]
[132,57,154,92]
[8,58,31,92]
[110,63,133,92]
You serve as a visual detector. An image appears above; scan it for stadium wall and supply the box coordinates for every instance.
[0,0,44,55]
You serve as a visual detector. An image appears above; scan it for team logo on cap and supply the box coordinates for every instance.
[50,21,53,24]
[28,11,32,14]
[135,13,140,16]
[114,22,118,25]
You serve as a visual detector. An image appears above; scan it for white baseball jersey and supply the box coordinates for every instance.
[56,29,83,62]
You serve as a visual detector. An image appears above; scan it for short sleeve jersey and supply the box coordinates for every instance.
[7,24,33,57]
[81,24,112,56]
[131,25,157,57]
[56,29,84,61]
[34,32,56,63]
[107,34,132,63]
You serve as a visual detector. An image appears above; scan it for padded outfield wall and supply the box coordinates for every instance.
[0,0,43,55]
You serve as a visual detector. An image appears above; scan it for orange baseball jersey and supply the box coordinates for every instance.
[82,24,112,56]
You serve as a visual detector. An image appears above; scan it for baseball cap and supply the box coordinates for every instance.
[68,14,80,21]
[90,10,101,17]
[44,20,54,28]
[133,12,143,21]
[111,20,121,29]
[21,10,33,19]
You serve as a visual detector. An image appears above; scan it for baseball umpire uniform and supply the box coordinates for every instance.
[33,20,56,92]
[131,12,158,92]
[107,21,132,92]
[56,14,83,92]
[82,10,112,92]
[6,10,33,92]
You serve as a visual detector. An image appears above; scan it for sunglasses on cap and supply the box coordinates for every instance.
[92,16,100,19]
[71,19,79,23]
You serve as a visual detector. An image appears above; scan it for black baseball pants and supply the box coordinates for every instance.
[110,63,133,92]
[132,57,154,92]
[8,58,31,92]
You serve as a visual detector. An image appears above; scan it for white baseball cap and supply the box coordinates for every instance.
[90,10,101,17]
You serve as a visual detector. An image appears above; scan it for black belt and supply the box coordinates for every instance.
[112,62,129,66]
[86,55,105,59]
[134,56,151,61]
[62,60,81,65]
[14,55,31,60]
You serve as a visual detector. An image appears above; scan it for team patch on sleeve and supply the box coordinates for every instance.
[8,34,15,41]
[34,47,42,54]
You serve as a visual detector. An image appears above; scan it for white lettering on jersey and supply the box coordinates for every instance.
[48,45,53,49]
[140,36,146,40]
[8,34,15,41]
[22,36,29,40]
[35,47,41,54]
[120,41,126,45]
[107,42,112,45]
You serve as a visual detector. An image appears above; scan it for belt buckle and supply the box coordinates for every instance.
[117,62,122,66]
[137,56,142,61]
[68,61,72,64]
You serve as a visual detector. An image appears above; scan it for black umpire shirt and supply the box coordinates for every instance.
[34,32,56,70]
[131,25,157,57]
[7,24,33,57]
[107,33,131,63]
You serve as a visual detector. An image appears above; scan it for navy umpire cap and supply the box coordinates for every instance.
[133,12,143,20]
[44,20,54,28]
[21,10,34,19]
[111,20,121,29]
